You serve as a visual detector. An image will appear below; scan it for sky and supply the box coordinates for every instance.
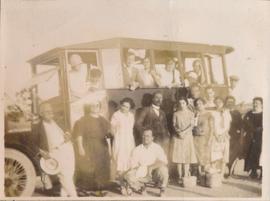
[2,0,270,101]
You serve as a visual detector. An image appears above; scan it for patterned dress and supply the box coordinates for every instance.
[193,111,213,166]
[172,110,197,164]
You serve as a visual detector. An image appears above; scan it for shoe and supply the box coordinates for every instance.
[92,190,107,197]
[159,188,165,197]
[126,186,133,196]
[120,186,127,196]
[139,186,147,196]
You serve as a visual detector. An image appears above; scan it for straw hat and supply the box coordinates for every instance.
[40,157,60,175]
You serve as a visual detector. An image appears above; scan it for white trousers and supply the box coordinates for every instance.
[51,143,77,197]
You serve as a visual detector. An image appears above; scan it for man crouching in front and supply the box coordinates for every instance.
[123,128,169,197]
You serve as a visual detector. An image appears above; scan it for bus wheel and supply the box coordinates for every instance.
[5,148,36,197]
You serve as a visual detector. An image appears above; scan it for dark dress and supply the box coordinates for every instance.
[243,111,263,172]
[73,115,110,188]
[228,110,243,164]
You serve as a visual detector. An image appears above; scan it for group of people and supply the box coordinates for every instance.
[35,83,263,197]
[123,51,205,90]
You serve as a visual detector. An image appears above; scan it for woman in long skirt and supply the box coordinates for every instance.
[111,98,135,173]
[243,97,263,178]
[110,98,136,194]
[75,101,111,197]
[172,97,197,184]
[211,97,232,179]
[193,98,213,175]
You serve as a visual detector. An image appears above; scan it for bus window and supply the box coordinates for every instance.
[153,50,181,88]
[36,61,60,100]
[122,48,155,89]
[35,58,66,127]
[204,54,225,85]
[101,49,123,89]
[183,56,206,87]
[66,51,102,98]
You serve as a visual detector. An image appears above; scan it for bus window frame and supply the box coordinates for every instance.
[31,56,63,114]
[64,49,103,90]
[181,52,209,85]
[203,53,228,86]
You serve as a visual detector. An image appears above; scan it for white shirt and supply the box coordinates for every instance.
[137,69,155,87]
[68,64,89,97]
[43,121,65,151]
[152,104,160,116]
[156,67,181,87]
[130,142,168,171]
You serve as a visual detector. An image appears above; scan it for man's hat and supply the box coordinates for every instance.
[40,157,60,175]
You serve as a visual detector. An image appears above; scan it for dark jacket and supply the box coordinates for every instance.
[135,105,170,143]
[229,110,242,140]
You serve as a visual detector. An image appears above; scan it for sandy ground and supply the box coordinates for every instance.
[33,159,261,198]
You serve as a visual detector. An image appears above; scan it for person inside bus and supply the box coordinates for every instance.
[122,51,139,90]
[183,71,199,87]
[88,68,103,90]
[34,103,77,197]
[123,128,169,197]
[68,54,90,98]
[136,57,156,88]
[192,59,206,86]
[152,57,182,88]
[205,86,216,110]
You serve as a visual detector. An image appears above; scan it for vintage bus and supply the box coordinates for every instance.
[4,37,234,196]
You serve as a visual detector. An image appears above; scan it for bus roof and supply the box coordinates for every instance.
[28,37,234,64]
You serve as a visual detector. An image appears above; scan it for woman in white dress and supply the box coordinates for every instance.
[111,98,136,179]
[211,97,232,179]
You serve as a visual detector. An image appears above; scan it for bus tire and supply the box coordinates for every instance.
[5,148,36,197]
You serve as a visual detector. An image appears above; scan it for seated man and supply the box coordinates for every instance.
[123,128,169,197]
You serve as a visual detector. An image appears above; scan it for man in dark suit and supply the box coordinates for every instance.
[135,91,170,155]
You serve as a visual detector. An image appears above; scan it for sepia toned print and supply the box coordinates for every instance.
[2,0,269,199]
